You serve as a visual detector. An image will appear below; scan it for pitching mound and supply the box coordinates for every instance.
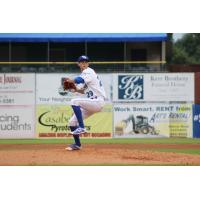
[0,143,200,165]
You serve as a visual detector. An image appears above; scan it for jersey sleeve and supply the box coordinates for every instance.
[74,76,85,84]
[80,72,92,84]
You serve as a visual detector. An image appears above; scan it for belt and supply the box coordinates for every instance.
[90,96,97,99]
[90,96,105,101]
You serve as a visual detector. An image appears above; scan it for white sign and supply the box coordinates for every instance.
[36,73,112,105]
[145,73,194,102]
[113,73,194,102]
[113,103,193,138]
[98,73,113,102]
[0,73,35,105]
[0,106,35,138]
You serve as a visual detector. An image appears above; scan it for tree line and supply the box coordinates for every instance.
[171,33,200,64]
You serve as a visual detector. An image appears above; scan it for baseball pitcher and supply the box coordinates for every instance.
[64,55,106,151]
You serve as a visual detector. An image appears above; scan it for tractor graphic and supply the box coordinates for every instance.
[115,115,158,135]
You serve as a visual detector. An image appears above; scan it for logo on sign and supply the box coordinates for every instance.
[0,74,22,84]
[194,114,200,123]
[118,75,144,100]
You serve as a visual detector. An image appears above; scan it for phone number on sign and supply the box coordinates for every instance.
[0,98,15,104]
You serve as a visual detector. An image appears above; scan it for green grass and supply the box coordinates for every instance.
[0,138,200,144]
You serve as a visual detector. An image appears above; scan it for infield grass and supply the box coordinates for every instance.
[0,138,200,144]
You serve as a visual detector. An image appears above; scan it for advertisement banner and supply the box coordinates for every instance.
[0,105,35,138]
[113,103,169,138]
[113,103,193,138]
[36,104,112,138]
[0,73,35,105]
[36,73,112,105]
[169,104,193,137]
[0,73,35,138]
[113,73,194,102]
[193,104,200,138]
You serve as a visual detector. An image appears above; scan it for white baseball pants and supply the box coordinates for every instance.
[68,97,105,127]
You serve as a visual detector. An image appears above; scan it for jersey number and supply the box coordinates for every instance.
[86,91,94,98]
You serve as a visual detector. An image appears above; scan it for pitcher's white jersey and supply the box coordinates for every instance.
[80,67,106,99]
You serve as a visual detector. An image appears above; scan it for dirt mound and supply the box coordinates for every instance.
[0,143,200,166]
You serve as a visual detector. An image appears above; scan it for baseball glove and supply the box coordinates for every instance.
[63,80,76,91]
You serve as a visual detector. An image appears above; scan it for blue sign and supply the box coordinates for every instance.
[118,75,144,100]
[193,104,200,138]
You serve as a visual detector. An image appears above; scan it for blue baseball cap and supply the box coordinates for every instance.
[77,55,89,62]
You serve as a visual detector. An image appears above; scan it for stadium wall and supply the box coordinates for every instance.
[168,65,200,104]
[193,104,200,138]
[0,73,36,138]
[0,72,198,138]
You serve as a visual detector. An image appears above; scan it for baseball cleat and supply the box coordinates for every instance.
[65,144,82,151]
[71,127,86,135]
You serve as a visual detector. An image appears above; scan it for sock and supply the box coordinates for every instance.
[69,126,81,147]
[71,105,84,128]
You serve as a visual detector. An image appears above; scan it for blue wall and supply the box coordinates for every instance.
[193,104,200,138]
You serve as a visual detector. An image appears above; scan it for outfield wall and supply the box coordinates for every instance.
[0,72,198,138]
[113,103,193,138]
[0,73,36,138]
[193,104,200,138]
[36,73,112,138]
[112,73,194,138]
[113,73,194,102]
